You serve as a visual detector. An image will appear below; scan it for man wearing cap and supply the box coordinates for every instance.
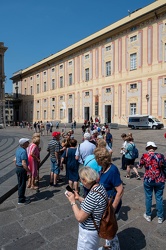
[47,131,62,187]
[15,138,31,204]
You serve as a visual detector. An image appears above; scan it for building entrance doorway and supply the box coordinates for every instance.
[105,105,111,123]
[68,108,73,123]
[84,107,90,121]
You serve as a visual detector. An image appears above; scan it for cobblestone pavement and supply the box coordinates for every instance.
[0,126,166,250]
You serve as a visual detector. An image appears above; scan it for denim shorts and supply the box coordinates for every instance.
[50,159,60,174]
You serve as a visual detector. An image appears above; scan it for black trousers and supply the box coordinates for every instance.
[122,155,127,170]
[16,167,27,202]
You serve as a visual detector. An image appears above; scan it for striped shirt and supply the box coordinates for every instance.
[80,184,107,230]
[47,139,62,161]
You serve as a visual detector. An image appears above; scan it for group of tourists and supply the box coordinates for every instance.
[14,123,166,250]
[33,121,53,135]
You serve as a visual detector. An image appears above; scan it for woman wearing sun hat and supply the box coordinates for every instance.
[138,141,166,224]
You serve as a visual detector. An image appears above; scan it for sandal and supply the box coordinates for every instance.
[27,184,31,188]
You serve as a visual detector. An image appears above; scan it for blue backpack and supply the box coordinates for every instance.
[129,144,139,159]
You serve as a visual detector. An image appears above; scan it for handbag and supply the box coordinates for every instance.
[91,190,118,240]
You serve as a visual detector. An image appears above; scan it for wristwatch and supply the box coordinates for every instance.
[71,202,76,206]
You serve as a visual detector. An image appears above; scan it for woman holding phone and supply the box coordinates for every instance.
[65,167,107,250]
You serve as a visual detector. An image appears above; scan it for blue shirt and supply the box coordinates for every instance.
[15,146,28,166]
[75,140,96,164]
[125,142,135,159]
[84,154,102,173]
[99,163,122,198]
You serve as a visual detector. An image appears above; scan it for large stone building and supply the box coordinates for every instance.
[0,42,8,127]
[11,0,166,126]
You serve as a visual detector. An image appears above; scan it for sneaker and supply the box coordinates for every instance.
[25,197,30,202]
[53,183,59,187]
[125,175,130,179]
[143,213,151,222]
[49,182,53,186]
[136,175,141,180]
[158,217,164,224]
[18,199,31,205]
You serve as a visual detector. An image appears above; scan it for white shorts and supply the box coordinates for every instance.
[77,224,99,250]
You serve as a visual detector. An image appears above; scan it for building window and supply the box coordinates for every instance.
[106,61,111,76]
[37,111,40,120]
[130,35,137,42]
[130,83,137,89]
[85,54,89,59]
[60,109,63,119]
[130,53,137,70]
[44,82,47,92]
[60,76,63,88]
[130,103,136,115]
[52,79,55,89]
[44,99,46,103]
[52,98,55,101]
[164,78,166,84]
[30,76,33,80]
[25,88,27,95]
[37,84,39,93]
[37,100,39,103]
[60,64,63,69]
[30,86,33,95]
[52,68,55,72]
[106,46,111,51]
[69,94,72,99]
[60,96,63,100]
[43,71,46,75]
[85,68,89,81]
[69,61,72,65]
[37,74,39,78]
[52,109,55,119]
[106,88,111,93]
[44,110,47,119]
[164,43,166,62]
[85,92,89,96]
[69,73,72,86]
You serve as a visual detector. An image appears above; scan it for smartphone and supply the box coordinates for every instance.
[66,185,74,193]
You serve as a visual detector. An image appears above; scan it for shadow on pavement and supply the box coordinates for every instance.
[118,227,146,250]
[118,206,131,221]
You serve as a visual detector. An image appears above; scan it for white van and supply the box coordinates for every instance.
[128,115,164,129]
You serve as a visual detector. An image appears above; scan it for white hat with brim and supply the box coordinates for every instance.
[145,141,157,150]
[19,138,30,145]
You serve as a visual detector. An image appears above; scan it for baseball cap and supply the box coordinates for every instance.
[52,131,61,137]
[19,138,30,145]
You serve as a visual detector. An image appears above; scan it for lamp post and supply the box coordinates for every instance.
[0,42,8,128]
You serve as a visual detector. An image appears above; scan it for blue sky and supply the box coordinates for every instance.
[1,0,154,93]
